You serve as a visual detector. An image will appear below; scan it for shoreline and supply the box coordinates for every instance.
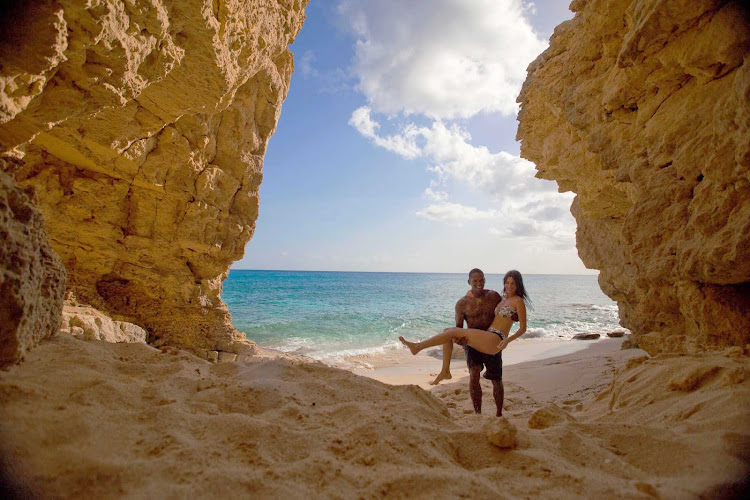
[347,337,619,389]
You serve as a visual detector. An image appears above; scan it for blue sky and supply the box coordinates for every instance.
[232,0,589,275]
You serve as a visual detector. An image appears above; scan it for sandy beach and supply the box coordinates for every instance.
[2,333,748,498]
[349,338,607,389]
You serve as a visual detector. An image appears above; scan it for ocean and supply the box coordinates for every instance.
[222,270,626,365]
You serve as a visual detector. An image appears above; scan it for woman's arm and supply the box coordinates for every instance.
[497,299,527,351]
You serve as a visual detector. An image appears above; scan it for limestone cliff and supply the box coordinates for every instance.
[0,171,66,367]
[517,0,750,354]
[0,0,309,357]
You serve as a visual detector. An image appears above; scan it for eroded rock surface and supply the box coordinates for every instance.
[61,294,147,343]
[0,171,66,367]
[1,0,309,357]
[517,0,750,354]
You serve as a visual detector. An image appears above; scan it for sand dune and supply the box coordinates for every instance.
[1,334,748,498]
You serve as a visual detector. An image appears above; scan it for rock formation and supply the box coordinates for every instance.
[60,294,147,343]
[517,0,750,354]
[0,0,309,358]
[484,417,518,449]
[0,171,66,367]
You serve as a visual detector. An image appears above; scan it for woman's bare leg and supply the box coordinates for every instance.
[399,328,458,355]
[400,328,501,356]
[430,342,454,385]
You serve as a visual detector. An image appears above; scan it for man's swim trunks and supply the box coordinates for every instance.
[464,327,504,380]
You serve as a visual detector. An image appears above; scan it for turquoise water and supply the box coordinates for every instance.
[223,271,624,362]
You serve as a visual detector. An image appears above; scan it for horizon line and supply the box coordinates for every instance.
[228,268,599,276]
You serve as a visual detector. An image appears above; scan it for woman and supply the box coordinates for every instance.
[400,270,530,357]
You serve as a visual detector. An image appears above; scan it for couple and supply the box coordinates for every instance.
[399,269,529,417]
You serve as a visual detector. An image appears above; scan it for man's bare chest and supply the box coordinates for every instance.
[463,299,496,318]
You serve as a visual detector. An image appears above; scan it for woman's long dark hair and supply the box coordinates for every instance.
[504,270,532,308]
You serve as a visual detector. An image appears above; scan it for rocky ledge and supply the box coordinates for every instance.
[0,0,309,360]
[517,0,750,354]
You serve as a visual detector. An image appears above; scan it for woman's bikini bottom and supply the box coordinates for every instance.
[488,327,506,340]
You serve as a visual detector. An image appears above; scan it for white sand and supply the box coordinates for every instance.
[350,338,602,389]
[1,334,748,498]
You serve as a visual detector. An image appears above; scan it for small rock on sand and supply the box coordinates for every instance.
[485,417,518,449]
[606,331,625,338]
[573,333,601,340]
[528,404,576,430]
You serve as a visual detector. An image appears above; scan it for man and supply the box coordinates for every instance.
[431,268,504,416]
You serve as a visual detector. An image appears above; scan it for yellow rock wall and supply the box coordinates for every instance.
[0,171,67,367]
[1,0,308,357]
[517,0,750,354]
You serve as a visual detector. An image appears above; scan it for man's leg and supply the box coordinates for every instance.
[469,365,483,413]
[485,350,504,417]
[492,380,504,417]
[464,346,484,413]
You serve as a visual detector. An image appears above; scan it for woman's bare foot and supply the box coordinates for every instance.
[430,370,452,385]
[399,336,420,355]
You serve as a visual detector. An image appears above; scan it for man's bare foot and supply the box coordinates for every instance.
[430,371,452,385]
[398,336,419,355]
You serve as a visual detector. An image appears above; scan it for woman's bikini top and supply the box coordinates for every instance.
[495,303,519,322]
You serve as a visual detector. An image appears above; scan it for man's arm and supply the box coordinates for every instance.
[488,290,502,309]
[455,299,466,328]
[454,299,469,345]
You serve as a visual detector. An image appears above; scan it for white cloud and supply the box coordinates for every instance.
[338,0,547,119]
[418,121,557,201]
[420,198,576,247]
[349,106,379,137]
[349,111,560,206]
[348,106,421,158]
[339,1,576,250]
[488,213,576,244]
[349,109,576,246]
[416,202,501,223]
[423,187,448,202]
